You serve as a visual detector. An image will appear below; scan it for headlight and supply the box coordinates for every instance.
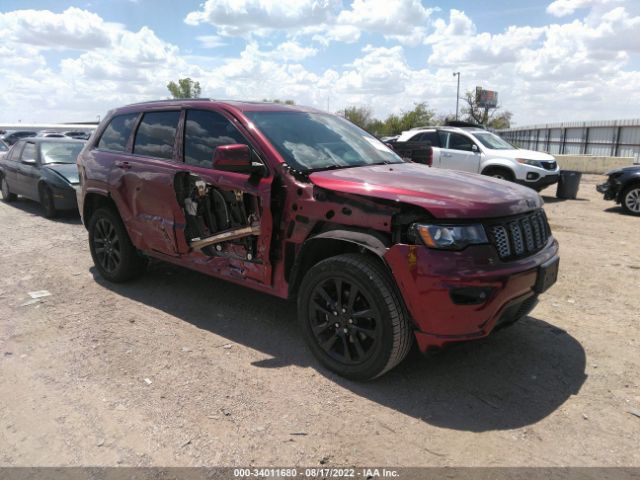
[408,223,488,250]
[516,158,543,168]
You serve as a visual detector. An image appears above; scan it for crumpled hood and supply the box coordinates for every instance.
[42,163,79,184]
[309,163,543,219]
[490,149,556,161]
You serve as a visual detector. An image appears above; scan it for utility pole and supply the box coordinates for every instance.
[453,72,460,120]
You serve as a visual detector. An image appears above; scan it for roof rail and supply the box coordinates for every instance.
[123,98,215,107]
[445,120,485,129]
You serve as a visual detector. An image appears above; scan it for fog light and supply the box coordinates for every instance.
[449,287,494,305]
[527,172,540,180]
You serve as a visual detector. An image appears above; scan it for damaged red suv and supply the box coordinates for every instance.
[77,100,559,380]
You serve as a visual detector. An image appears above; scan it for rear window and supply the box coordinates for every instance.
[133,111,180,160]
[98,113,138,152]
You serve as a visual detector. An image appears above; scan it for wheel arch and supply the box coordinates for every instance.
[287,228,390,299]
[481,159,517,177]
[82,191,119,230]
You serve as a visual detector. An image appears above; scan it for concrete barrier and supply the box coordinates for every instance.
[554,155,638,174]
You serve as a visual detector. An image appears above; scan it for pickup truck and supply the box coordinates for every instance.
[76,100,559,380]
[393,123,560,191]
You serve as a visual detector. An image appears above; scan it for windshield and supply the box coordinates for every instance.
[40,142,85,164]
[472,132,516,150]
[245,111,403,172]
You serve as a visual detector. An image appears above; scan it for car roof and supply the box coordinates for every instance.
[407,126,488,134]
[112,99,322,115]
[18,137,86,144]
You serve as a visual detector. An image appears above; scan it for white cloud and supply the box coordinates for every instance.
[546,0,620,17]
[196,35,226,49]
[335,0,434,45]
[184,0,336,36]
[0,7,118,50]
[1,2,640,126]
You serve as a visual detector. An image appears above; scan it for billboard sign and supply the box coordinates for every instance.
[476,87,498,108]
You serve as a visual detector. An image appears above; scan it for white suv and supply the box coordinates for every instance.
[396,125,560,191]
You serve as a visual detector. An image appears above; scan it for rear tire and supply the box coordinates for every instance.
[88,207,148,282]
[39,184,57,218]
[1,177,17,202]
[621,185,640,216]
[297,253,413,380]
[483,167,514,182]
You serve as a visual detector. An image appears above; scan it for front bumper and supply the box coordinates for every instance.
[51,184,79,210]
[516,173,559,191]
[596,179,620,201]
[384,239,559,352]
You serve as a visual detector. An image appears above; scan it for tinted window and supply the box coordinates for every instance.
[448,133,475,152]
[438,131,449,148]
[184,110,248,167]
[133,111,180,160]
[410,131,439,146]
[21,143,37,162]
[422,131,439,146]
[98,113,138,152]
[0,142,8,152]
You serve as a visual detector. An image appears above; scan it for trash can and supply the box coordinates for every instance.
[556,170,582,199]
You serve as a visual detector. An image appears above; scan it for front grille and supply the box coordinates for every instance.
[541,161,557,170]
[486,210,550,260]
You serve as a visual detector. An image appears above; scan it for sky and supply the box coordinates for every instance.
[1,0,639,126]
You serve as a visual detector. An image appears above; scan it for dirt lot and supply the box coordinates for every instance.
[0,174,638,467]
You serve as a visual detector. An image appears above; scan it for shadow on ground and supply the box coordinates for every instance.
[95,260,587,433]
[2,197,81,224]
[541,195,589,204]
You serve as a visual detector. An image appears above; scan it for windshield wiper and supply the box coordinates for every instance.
[305,164,358,173]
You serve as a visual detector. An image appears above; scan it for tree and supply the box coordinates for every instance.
[461,90,512,129]
[341,106,373,130]
[167,78,202,99]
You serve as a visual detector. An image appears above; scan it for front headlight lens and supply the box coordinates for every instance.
[408,223,488,250]
[516,158,543,168]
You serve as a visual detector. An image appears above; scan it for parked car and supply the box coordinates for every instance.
[36,130,67,138]
[596,165,640,216]
[1,130,37,145]
[77,100,559,380]
[0,137,85,217]
[395,123,560,191]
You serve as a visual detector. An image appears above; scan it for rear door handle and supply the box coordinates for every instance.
[443,153,452,157]
[115,161,132,170]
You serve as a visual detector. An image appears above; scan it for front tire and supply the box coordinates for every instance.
[39,184,57,218]
[88,207,148,282]
[621,185,640,216]
[1,177,17,202]
[297,253,413,380]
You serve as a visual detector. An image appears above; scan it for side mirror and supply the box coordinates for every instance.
[212,144,253,175]
[21,158,37,165]
[471,144,479,153]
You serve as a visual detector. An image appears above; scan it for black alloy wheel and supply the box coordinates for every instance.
[308,276,382,365]
[93,216,121,274]
[298,253,412,380]
[88,207,147,282]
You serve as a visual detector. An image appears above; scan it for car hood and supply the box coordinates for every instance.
[488,149,556,161]
[606,165,640,175]
[42,163,79,184]
[308,163,543,219]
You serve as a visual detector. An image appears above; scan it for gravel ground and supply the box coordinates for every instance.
[0,174,638,467]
